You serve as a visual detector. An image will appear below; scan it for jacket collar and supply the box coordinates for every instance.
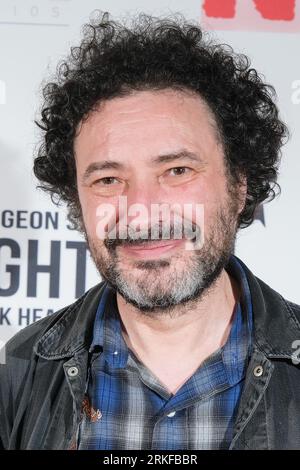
[34,282,106,359]
[235,256,300,358]
[34,256,300,360]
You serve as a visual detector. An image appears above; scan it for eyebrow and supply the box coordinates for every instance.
[81,150,205,182]
[150,150,204,165]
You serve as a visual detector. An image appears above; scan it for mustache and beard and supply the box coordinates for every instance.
[83,193,240,317]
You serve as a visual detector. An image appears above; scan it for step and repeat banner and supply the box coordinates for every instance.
[0,0,300,349]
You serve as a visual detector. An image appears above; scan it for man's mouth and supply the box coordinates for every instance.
[118,239,184,258]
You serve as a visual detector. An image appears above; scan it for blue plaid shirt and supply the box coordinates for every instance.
[77,254,253,450]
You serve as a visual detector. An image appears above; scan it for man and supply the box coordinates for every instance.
[1,11,299,450]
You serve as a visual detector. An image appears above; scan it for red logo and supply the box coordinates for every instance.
[201,0,300,31]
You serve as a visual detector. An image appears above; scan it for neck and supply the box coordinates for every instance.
[116,268,240,372]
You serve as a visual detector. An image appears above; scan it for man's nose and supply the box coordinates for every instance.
[123,179,163,227]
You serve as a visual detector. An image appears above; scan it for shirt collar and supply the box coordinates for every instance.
[89,282,129,368]
[226,254,253,355]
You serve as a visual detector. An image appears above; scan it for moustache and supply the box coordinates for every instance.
[104,221,201,251]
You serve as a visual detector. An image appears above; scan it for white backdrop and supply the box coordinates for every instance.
[0,0,300,347]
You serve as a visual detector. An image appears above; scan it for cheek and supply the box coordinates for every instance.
[83,196,121,242]
[182,182,229,232]
[77,191,100,238]
[171,182,220,213]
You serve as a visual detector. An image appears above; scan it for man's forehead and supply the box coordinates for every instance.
[74,88,221,158]
[77,88,217,130]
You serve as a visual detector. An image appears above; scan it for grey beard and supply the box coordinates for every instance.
[86,205,238,317]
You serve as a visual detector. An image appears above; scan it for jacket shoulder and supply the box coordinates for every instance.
[283,298,300,321]
[3,282,104,360]
[0,282,105,449]
[255,274,300,312]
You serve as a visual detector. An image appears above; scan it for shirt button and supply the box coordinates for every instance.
[113,351,118,355]
[67,366,79,377]
[253,365,263,377]
[167,411,176,418]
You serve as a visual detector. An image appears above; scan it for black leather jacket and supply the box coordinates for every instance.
[1,256,300,449]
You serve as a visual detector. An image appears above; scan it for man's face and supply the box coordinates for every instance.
[74,89,246,315]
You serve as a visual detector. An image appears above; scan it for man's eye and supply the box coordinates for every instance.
[168,167,190,176]
[95,177,119,185]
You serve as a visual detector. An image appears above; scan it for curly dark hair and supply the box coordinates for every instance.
[34,10,288,231]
